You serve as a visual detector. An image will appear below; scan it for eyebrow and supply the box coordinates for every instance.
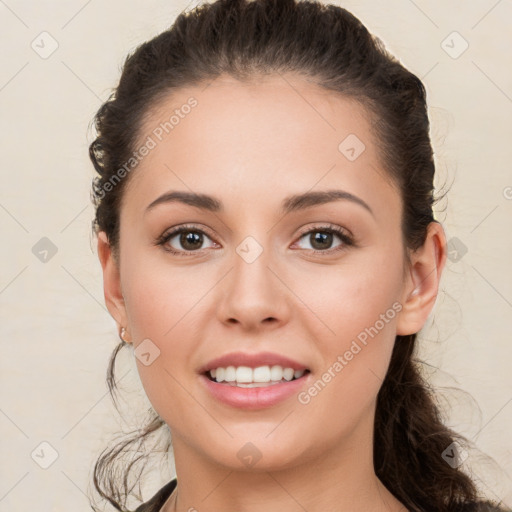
[145,189,374,217]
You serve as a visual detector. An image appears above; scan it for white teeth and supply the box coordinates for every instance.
[236,366,253,383]
[269,365,283,381]
[253,366,271,382]
[224,366,236,382]
[283,367,294,381]
[209,365,306,384]
[216,367,225,382]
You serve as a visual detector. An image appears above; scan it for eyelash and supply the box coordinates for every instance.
[154,223,355,257]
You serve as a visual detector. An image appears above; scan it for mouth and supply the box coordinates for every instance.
[200,365,311,409]
[203,365,311,388]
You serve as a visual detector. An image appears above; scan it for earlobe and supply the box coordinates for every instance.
[396,222,447,336]
[97,231,131,341]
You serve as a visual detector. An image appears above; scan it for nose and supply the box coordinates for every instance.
[215,240,292,331]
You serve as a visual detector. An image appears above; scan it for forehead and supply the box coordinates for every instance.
[137,73,375,163]
[124,73,399,220]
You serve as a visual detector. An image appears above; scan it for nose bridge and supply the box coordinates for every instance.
[216,229,290,327]
[232,233,277,304]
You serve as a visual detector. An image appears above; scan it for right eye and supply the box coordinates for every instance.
[156,225,219,256]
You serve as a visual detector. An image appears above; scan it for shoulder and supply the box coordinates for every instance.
[134,478,177,512]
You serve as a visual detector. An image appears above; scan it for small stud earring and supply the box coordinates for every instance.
[120,327,127,342]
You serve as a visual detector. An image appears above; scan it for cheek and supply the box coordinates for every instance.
[121,252,210,340]
[119,255,206,403]
[295,283,400,441]
[291,249,402,403]
[290,249,403,345]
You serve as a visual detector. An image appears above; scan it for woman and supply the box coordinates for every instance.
[89,0,510,511]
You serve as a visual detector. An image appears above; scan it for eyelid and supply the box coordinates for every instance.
[295,222,353,240]
[159,223,217,241]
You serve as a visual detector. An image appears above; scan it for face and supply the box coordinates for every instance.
[99,73,444,472]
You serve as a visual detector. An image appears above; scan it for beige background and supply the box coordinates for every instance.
[1,0,511,510]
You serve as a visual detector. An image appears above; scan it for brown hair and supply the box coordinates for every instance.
[88,1,508,511]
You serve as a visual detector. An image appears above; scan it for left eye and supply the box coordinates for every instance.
[293,227,351,252]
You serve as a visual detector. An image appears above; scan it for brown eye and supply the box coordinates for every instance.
[293,225,354,254]
[157,225,217,255]
[178,231,204,251]
[308,231,335,250]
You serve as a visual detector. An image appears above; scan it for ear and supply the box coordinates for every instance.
[396,221,447,336]
[97,231,132,343]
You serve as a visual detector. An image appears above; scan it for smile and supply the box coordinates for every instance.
[207,365,308,387]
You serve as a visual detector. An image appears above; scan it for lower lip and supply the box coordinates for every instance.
[199,373,310,410]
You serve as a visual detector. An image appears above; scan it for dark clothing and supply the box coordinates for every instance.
[134,479,510,512]
[134,479,177,512]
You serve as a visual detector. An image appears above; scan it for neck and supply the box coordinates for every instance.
[163,411,408,512]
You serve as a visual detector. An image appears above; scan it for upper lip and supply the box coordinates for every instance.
[199,351,309,373]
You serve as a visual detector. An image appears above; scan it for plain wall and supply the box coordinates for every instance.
[1,0,511,510]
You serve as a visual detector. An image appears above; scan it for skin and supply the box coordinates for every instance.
[97,73,447,512]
